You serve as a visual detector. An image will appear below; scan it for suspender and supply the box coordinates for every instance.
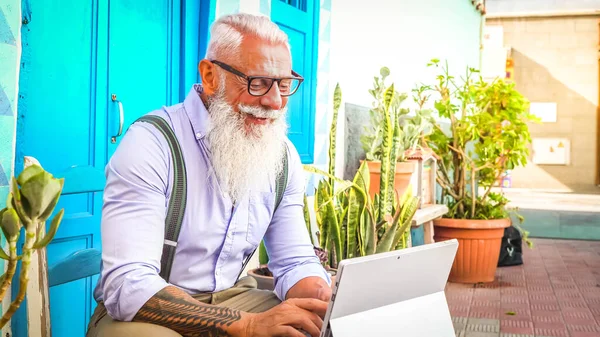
[133,114,288,283]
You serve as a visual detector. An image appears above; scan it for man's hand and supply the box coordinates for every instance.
[286,276,332,303]
[243,298,329,337]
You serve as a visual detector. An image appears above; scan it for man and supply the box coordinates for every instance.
[87,13,332,337]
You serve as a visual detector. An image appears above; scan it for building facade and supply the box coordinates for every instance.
[485,0,600,192]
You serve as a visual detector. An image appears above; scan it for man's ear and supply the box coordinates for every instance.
[199,59,217,95]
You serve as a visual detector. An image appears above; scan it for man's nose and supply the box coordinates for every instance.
[260,82,283,110]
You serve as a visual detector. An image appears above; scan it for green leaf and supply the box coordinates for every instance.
[258,241,268,265]
[33,209,64,249]
[19,170,64,223]
[303,194,313,245]
[328,83,342,187]
[378,84,396,222]
[346,167,367,259]
[16,164,45,187]
[10,177,30,225]
[1,207,21,239]
[322,187,342,268]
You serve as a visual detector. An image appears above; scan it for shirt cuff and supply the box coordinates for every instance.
[107,276,169,322]
[273,261,332,301]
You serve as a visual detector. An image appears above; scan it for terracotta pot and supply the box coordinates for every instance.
[248,267,337,291]
[363,160,417,200]
[433,217,510,284]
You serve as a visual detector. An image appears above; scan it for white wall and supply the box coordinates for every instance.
[328,0,483,179]
[329,0,483,109]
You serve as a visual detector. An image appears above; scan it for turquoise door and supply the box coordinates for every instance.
[13,0,208,336]
[271,0,320,164]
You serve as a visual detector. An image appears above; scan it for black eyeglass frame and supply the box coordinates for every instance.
[210,59,304,97]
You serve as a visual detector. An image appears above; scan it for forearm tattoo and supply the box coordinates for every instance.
[133,285,243,337]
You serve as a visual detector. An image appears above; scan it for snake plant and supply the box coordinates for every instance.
[304,83,420,269]
[0,164,64,328]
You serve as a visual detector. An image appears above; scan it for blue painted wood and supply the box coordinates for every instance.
[14,0,108,335]
[48,248,102,287]
[14,0,212,336]
[410,226,425,247]
[181,0,217,101]
[271,0,320,164]
[105,0,182,158]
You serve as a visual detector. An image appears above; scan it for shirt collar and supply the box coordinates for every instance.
[183,84,211,140]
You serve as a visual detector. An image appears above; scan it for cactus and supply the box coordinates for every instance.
[0,164,64,328]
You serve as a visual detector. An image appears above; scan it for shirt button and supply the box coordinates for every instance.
[195,132,202,138]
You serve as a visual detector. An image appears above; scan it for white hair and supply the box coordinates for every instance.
[205,13,291,62]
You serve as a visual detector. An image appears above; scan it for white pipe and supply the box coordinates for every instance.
[486,9,600,19]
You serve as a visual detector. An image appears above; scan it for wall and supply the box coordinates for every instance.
[327,0,483,179]
[0,0,19,329]
[485,16,599,192]
[0,0,19,209]
[486,0,600,15]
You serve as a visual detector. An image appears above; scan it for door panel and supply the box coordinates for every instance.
[271,0,319,163]
[15,0,108,336]
[107,0,181,156]
[15,0,181,336]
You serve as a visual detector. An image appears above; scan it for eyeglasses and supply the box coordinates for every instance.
[210,60,303,97]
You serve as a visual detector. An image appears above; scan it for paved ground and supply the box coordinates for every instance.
[445,238,600,337]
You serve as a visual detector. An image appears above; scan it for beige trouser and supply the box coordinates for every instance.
[86,276,281,337]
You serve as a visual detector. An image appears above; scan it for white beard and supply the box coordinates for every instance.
[204,86,289,204]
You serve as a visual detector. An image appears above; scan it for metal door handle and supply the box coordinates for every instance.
[111,94,124,143]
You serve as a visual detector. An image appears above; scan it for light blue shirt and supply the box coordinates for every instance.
[94,84,331,322]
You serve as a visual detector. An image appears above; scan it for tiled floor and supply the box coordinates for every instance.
[445,238,600,337]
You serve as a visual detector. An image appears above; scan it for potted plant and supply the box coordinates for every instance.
[360,67,434,201]
[247,84,345,290]
[249,83,421,289]
[304,82,421,271]
[417,59,538,283]
[0,163,64,327]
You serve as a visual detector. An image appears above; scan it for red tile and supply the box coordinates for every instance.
[554,283,579,289]
[447,294,472,302]
[570,332,600,337]
[528,285,554,293]
[472,300,501,307]
[502,306,531,316]
[450,305,469,317]
[556,289,582,298]
[469,310,500,319]
[531,303,562,311]
[534,327,569,337]
[469,306,500,314]
[561,300,590,309]
[589,306,600,316]
[502,288,528,296]
[500,321,534,334]
[502,295,529,303]
[580,288,600,296]
[568,324,600,331]
[532,310,563,318]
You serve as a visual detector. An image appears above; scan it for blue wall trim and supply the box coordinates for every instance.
[181,0,216,100]
[305,0,321,165]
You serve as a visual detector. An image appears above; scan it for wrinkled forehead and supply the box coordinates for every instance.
[237,37,292,78]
